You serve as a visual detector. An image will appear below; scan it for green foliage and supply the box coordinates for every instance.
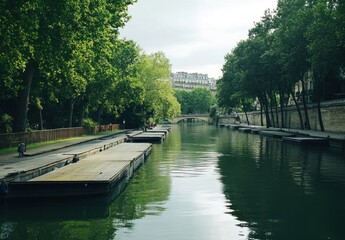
[0,0,181,131]
[217,0,345,129]
[306,0,344,99]
[82,118,98,128]
[0,113,13,133]
[175,88,215,114]
[209,105,220,124]
[120,51,181,128]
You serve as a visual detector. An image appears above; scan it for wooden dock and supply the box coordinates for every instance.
[126,126,170,143]
[126,130,143,138]
[229,124,241,130]
[259,131,296,139]
[251,129,260,134]
[238,127,252,133]
[1,143,151,199]
[0,135,127,182]
[283,137,329,146]
[146,129,169,134]
[129,132,166,143]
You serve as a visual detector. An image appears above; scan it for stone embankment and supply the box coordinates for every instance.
[218,124,345,151]
[219,99,345,133]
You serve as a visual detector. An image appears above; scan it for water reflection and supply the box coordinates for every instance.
[0,141,171,240]
[217,128,345,240]
[114,123,249,240]
[1,124,345,240]
[110,147,171,225]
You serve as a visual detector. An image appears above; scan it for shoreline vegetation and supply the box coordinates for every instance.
[0,1,180,135]
[216,0,345,132]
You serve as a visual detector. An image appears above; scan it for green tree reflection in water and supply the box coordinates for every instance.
[0,146,171,240]
[217,129,345,240]
[1,125,345,240]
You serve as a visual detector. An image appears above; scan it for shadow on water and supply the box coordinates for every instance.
[217,128,345,240]
[0,141,171,239]
[1,124,345,240]
[0,176,128,221]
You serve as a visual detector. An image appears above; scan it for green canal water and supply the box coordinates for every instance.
[1,123,345,240]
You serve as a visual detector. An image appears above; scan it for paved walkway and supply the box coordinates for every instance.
[245,124,345,140]
[282,128,345,140]
[0,131,127,166]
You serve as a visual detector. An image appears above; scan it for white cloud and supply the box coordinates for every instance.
[164,41,209,59]
[121,0,278,78]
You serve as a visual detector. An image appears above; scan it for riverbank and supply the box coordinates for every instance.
[219,124,345,151]
[218,99,345,133]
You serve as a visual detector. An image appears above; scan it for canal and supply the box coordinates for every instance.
[1,123,345,240]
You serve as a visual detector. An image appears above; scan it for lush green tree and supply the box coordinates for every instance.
[306,0,344,131]
[175,88,214,114]
[234,38,273,127]
[0,0,41,132]
[218,42,264,126]
[174,90,192,114]
[154,80,181,121]
[218,0,345,130]
[217,53,245,114]
[0,0,135,132]
[120,51,180,128]
[274,0,314,129]
[190,88,215,114]
[85,40,142,126]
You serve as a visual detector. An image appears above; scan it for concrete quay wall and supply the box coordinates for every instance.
[220,100,345,133]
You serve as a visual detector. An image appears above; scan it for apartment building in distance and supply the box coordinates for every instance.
[290,70,345,105]
[170,72,217,92]
[294,71,314,104]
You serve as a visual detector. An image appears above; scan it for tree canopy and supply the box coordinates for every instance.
[0,0,181,133]
[175,88,215,115]
[217,0,345,130]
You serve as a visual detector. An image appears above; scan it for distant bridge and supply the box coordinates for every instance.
[169,114,210,124]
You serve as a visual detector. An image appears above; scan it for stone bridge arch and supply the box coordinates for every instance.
[169,114,210,124]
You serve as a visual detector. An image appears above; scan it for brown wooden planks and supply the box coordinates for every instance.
[29,161,129,182]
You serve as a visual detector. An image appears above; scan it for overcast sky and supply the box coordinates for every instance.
[120,0,278,79]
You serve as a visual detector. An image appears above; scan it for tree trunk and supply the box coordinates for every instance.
[314,73,325,132]
[274,95,279,128]
[263,94,271,128]
[301,76,311,130]
[260,101,264,126]
[284,94,290,128]
[270,97,275,127]
[68,99,75,128]
[279,92,285,128]
[291,91,304,130]
[13,60,36,133]
[317,99,325,131]
[242,106,250,126]
[244,110,250,125]
[265,104,271,128]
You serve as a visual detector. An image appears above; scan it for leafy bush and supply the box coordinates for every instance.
[0,114,13,133]
[82,118,98,128]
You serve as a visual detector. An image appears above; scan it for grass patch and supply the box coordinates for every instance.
[0,147,17,155]
[0,137,81,155]
[0,130,124,155]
